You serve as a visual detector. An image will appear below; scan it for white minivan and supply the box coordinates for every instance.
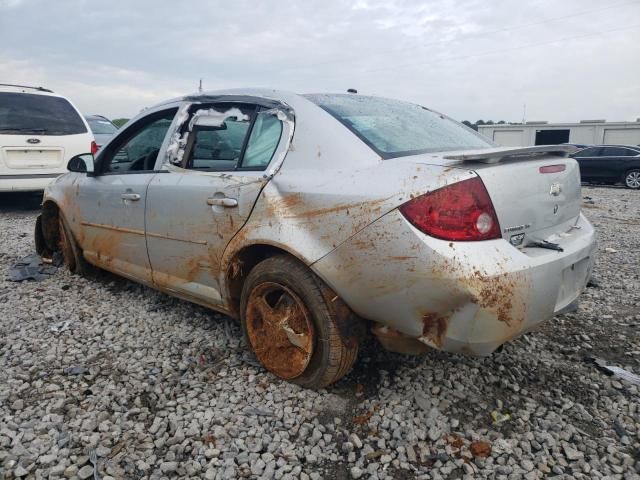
[0,84,96,192]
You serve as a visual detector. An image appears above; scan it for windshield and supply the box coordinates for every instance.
[305,94,493,158]
[0,92,87,135]
[87,118,117,135]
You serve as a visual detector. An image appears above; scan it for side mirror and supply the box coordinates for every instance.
[67,154,95,173]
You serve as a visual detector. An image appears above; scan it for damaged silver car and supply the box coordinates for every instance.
[35,89,597,388]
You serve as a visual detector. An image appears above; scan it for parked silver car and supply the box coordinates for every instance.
[35,89,597,388]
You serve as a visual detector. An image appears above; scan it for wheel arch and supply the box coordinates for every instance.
[36,200,63,256]
[223,242,310,318]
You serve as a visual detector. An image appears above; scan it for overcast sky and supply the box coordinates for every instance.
[1,0,639,122]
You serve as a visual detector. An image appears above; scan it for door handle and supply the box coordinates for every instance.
[121,193,141,201]
[207,197,238,208]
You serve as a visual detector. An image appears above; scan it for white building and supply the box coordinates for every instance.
[477,120,640,147]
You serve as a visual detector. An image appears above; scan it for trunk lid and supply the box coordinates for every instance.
[401,145,582,242]
[442,146,581,242]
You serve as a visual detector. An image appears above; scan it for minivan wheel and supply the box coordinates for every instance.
[58,215,90,275]
[240,255,359,389]
[624,169,640,189]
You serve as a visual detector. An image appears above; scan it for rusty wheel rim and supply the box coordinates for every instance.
[245,282,315,379]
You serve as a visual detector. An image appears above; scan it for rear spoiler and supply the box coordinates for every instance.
[443,145,578,164]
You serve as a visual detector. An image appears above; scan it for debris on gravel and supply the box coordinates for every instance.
[0,187,639,479]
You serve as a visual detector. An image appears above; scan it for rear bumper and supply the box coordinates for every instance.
[0,174,61,192]
[312,210,596,356]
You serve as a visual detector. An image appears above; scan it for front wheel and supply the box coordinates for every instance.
[240,255,360,389]
[58,215,91,275]
[624,169,640,189]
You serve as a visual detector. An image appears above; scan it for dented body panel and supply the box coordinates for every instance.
[146,166,267,305]
[38,89,597,358]
[312,209,596,355]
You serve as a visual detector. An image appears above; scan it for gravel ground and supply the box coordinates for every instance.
[0,187,638,480]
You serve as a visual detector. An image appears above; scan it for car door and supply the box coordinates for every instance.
[601,146,639,181]
[145,102,287,307]
[75,106,178,283]
[594,146,627,182]
[572,147,602,181]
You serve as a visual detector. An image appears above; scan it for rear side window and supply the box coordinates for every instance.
[601,147,636,157]
[241,110,283,169]
[186,113,252,171]
[573,147,601,157]
[305,94,492,158]
[0,92,87,135]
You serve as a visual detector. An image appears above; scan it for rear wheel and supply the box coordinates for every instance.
[624,169,640,189]
[240,255,360,388]
[58,215,90,275]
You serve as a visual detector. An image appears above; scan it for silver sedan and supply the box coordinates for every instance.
[35,89,597,388]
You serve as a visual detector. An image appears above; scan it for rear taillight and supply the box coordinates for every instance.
[399,177,501,241]
[91,141,98,155]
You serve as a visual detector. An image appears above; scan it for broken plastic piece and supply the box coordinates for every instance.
[8,253,62,282]
[587,357,640,386]
[49,320,71,333]
[491,410,511,424]
[166,131,190,165]
[187,107,248,131]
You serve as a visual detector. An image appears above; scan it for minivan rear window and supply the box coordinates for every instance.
[305,94,493,159]
[0,92,87,135]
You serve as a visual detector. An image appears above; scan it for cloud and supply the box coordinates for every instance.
[0,0,638,121]
[0,0,24,9]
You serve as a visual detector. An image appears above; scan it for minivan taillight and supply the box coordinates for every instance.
[399,177,501,241]
[91,141,98,155]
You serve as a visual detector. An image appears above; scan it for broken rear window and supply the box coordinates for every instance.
[305,94,492,159]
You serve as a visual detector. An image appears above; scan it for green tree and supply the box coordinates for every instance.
[461,120,508,131]
[461,120,478,131]
[112,118,129,128]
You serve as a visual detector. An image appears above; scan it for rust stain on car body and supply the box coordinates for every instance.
[421,312,449,348]
[90,230,122,266]
[371,324,430,355]
[465,268,528,327]
[262,192,392,226]
[428,256,527,329]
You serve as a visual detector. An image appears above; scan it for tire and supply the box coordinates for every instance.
[624,169,640,189]
[58,215,90,275]
[240,255,360,389]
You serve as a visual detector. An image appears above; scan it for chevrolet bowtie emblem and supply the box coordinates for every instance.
[550,183,562,196]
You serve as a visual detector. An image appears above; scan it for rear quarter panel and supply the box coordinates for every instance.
[221,95,479,274]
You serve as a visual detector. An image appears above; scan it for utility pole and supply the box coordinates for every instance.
[198,79,203,93]
[522,104,527,124]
